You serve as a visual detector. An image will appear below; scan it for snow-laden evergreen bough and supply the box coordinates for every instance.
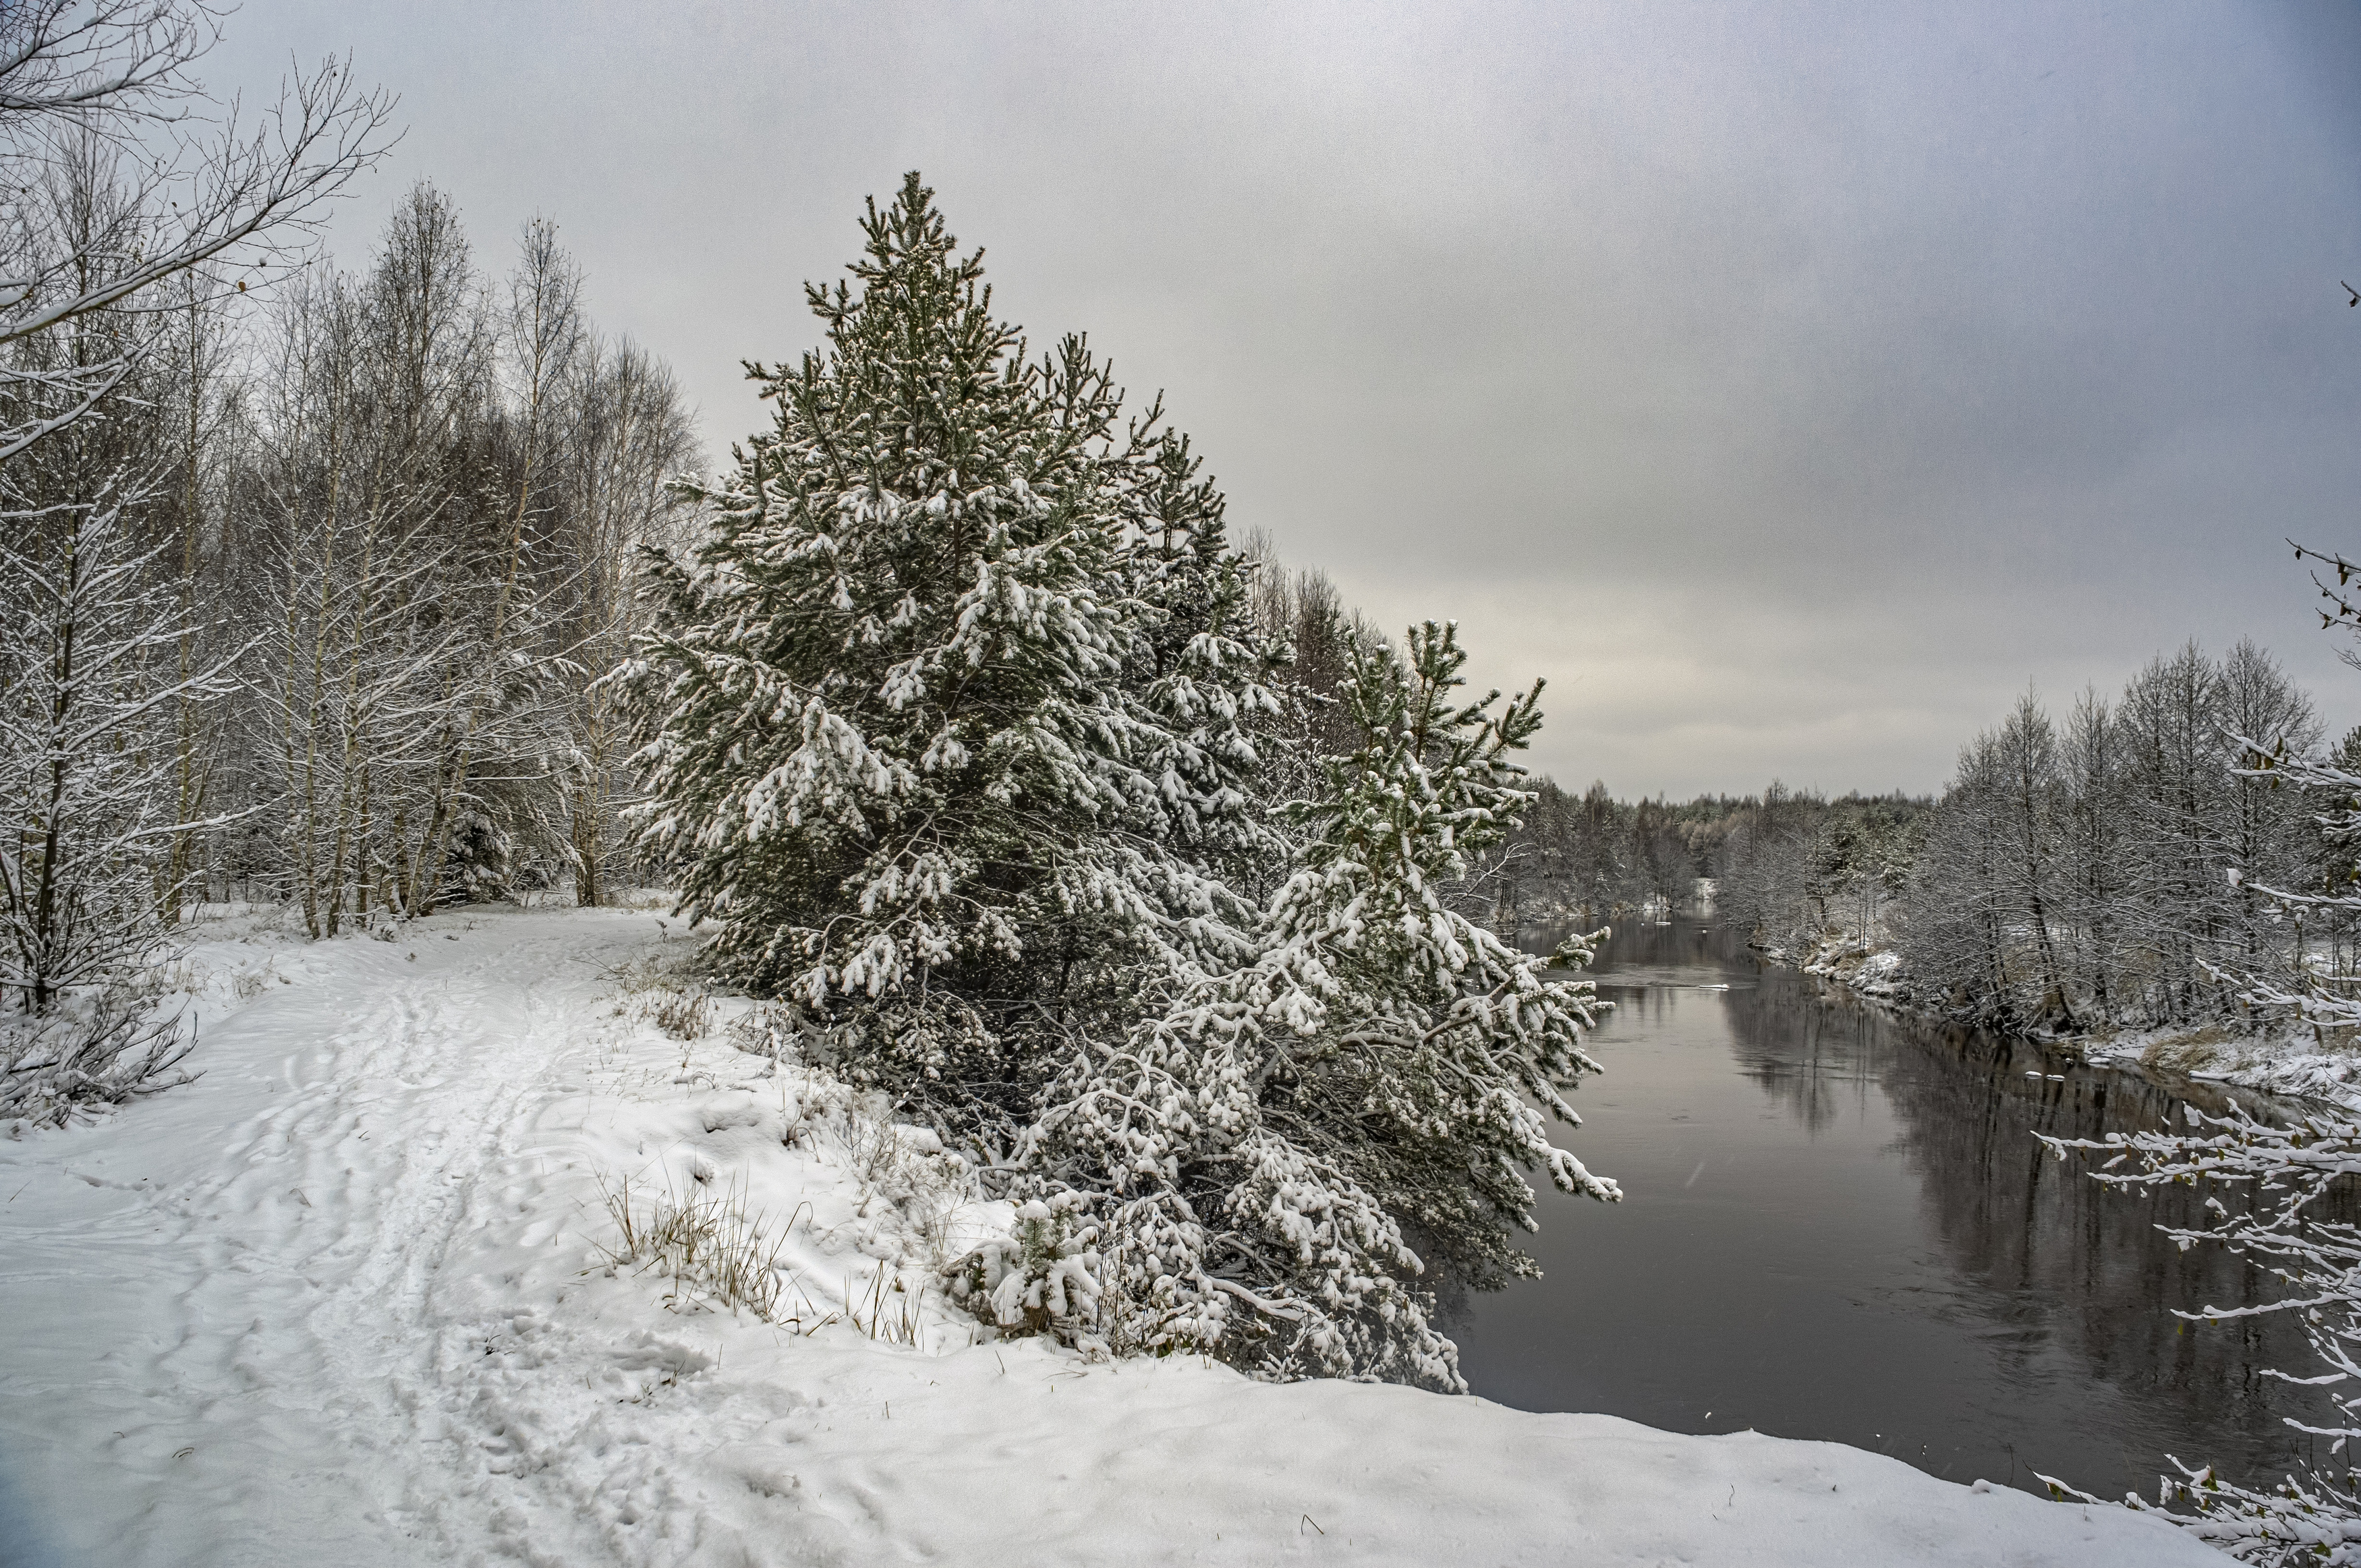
[1021,622,1618,1389]
[624,175,1618,1385]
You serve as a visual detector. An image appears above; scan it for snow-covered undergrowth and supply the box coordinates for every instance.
[1796,932,1911,1001]
[0,908,2218,1565]
[1773,929,2361,1114]
[2078,1022,2361,1113]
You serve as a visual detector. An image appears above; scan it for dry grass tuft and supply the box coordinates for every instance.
[824,1090,969,1269]
[2141,1024,2240,1076]
[595,1172,791,1323]
[646,990,708,1041]
[848,1263,926,1346]
[600,953,714,1041]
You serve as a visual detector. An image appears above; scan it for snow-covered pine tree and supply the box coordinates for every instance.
[623,174,1272,1121]
[1108,418,1275,891]
[1022,620,1619,1388]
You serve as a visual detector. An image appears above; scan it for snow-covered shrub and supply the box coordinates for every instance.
[943,1194,1104,1345]
[1,987,194,1127]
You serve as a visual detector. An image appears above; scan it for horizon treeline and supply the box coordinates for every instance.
[1489,780,1929,934]
[1232,534,1939,935]
[1690,639,2347,1033]
[1456,635,2350,1041]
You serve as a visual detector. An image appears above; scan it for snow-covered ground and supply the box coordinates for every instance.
[2078,1022,2361,1113]
[1796,933,1911,1001]
[0,907,2223,1566]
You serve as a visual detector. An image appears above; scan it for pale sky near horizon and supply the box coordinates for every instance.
[212,1,2361,799]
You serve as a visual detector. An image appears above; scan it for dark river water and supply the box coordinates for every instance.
[1452,914,2345,1503]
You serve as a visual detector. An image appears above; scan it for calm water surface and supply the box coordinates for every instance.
[1452,914,2345,1503]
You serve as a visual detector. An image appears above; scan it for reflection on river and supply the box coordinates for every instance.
[1452,915,2348,1501]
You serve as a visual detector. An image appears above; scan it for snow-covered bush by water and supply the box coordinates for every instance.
[1019,622,1618,1387]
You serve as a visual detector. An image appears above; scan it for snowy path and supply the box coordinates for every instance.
[1,912,660,1565]
[1,909,2226,1566]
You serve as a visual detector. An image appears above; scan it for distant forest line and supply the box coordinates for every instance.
[1479,635,2350,1037]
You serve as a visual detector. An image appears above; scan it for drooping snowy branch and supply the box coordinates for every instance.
[1018,622,1617,1387]
[2041,1099,2361,1562]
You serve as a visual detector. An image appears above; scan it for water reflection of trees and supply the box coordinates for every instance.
[1724,967,2350,1490]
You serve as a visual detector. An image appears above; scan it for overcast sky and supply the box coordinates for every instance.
[215,1,2361,798]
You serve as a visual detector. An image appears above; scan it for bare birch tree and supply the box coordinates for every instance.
[0,146,237,1117]
[0,0,393,459]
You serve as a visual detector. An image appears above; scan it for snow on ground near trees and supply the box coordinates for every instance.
[1800,930,2361,1114]
[0,908,2220,1567]
[2080,1023,2361,1113]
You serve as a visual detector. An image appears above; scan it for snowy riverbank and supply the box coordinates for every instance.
[2076,1023,2361,1113]
[1794,931,1912,1001]
[1781,929,2361,1114]
[0,907,2219,1566]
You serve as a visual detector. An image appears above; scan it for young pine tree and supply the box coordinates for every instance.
[624,175,1272,1122]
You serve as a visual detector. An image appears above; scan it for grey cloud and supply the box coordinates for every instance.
[211,0,2361,794]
